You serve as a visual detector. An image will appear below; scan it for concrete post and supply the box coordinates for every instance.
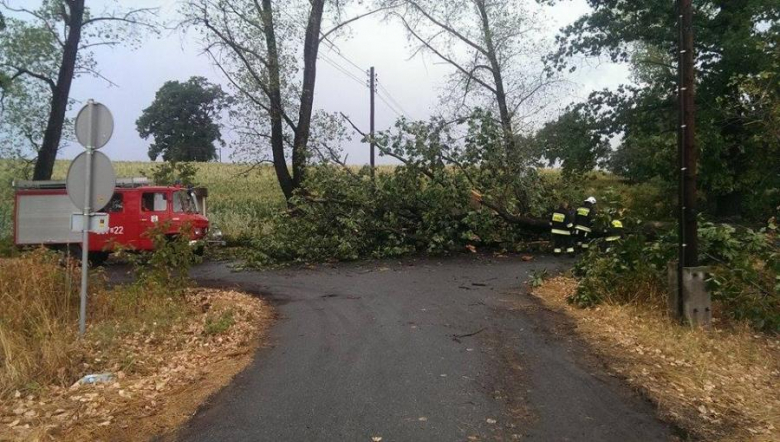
[667,262,712,327]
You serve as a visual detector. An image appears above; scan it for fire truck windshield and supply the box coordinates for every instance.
[173,190,198,214]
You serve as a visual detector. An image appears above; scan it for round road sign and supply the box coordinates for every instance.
[75,101,114,149]
[66,151,116,211]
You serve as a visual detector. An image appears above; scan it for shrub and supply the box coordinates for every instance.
[117,221,201,293]
[571,219,779,333]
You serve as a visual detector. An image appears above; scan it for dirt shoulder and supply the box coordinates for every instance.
[0,288,274,442]
[530,276,780,441]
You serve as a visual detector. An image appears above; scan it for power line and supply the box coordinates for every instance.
[330,47,366,75]
[376,93,404,118]
[377,83,412,118]
[319,53,366,87]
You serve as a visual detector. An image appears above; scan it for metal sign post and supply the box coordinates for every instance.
[80,144,92,336]
[67,99,115,336]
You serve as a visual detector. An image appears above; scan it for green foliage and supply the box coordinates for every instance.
[117,222,202,294]
[698,222,780,331]
[245,111,565,265]
[571,218,780,332]
[534,107,611,178]
[204,310,235,336]
[0,1,157,162]
[570,233,673,307]
[530,269,550,288]
[0,11,63,158]
[143,161,198,186]
[136,76,231,162]
[547,0,780,220]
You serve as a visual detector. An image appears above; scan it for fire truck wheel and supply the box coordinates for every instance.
[65,245,109,267]
[88,252,110,266]
[194,244,206,257]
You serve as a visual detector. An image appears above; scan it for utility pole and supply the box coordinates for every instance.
[369,66,376,179]
[676,0,699,317]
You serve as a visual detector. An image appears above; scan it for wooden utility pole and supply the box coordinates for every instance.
[681,0,698,267]
[677,0,699,315]
[369,66,376,179]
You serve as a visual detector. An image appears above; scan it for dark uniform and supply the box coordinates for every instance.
[574,202,594,250]
[550,205,575,256]
[602,220,624,252]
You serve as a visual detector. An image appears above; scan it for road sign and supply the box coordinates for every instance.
[71,99,116,337]
[66,150,116,212]
[75,102,113,149]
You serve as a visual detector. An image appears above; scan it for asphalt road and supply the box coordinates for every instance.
[175,255,673,442]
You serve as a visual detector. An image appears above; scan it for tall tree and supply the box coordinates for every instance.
[137,77,231,162]
[386,0,559,152]
[184,0,388,201]
[534,106,610,178]
[0,0,157,179]
[545,0,780,218]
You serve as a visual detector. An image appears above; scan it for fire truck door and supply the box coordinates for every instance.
[101,191,139,249]
[139,191,170,247]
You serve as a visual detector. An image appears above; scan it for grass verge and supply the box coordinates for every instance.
[0,251,274,441]
[531,276,779,442]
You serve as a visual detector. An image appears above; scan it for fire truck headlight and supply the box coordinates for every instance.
[194,228,203,236]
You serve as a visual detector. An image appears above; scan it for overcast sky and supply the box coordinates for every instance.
[18,0,630,165]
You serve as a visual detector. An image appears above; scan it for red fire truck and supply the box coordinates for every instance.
[13,178,211,263]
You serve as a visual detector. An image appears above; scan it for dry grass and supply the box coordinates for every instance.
[531,276,780,441]
[0,249,195,399]
[0,250,84,396]
[0,280,273,442]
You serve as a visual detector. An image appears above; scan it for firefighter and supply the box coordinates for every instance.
[550,202,575,256]
[574,196,596,251]
[603,219,625,252]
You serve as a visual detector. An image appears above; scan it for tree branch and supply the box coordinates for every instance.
[395,13,497,94]
[320,5,397,42]
[402,0,488,57]
[6,66,56,91]
[81,8,158,28]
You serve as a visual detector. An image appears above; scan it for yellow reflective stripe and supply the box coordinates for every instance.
[551,229,571,235]
[606,236,621,242]
[575,225,592,232]
[552,213,565,222]
[577,207,590,216]
[611,220,624,228]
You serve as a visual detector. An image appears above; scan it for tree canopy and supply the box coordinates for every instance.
[542,0,780,218]
[0,0,157,179]
[136,77,231,162]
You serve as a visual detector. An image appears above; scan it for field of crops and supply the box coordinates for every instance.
[0,161,286,243]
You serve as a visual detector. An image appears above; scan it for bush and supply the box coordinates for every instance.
[571,219,779,333]
[570,233,673,307]
[698,221,779,331]
[116,221,201,293]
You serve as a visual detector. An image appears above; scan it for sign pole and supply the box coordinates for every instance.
[79,100,95,337]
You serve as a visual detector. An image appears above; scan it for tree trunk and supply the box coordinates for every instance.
[291,0,325,189]
[474,0,514,152]
[32,0,84,181]
[260,0,295,201]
